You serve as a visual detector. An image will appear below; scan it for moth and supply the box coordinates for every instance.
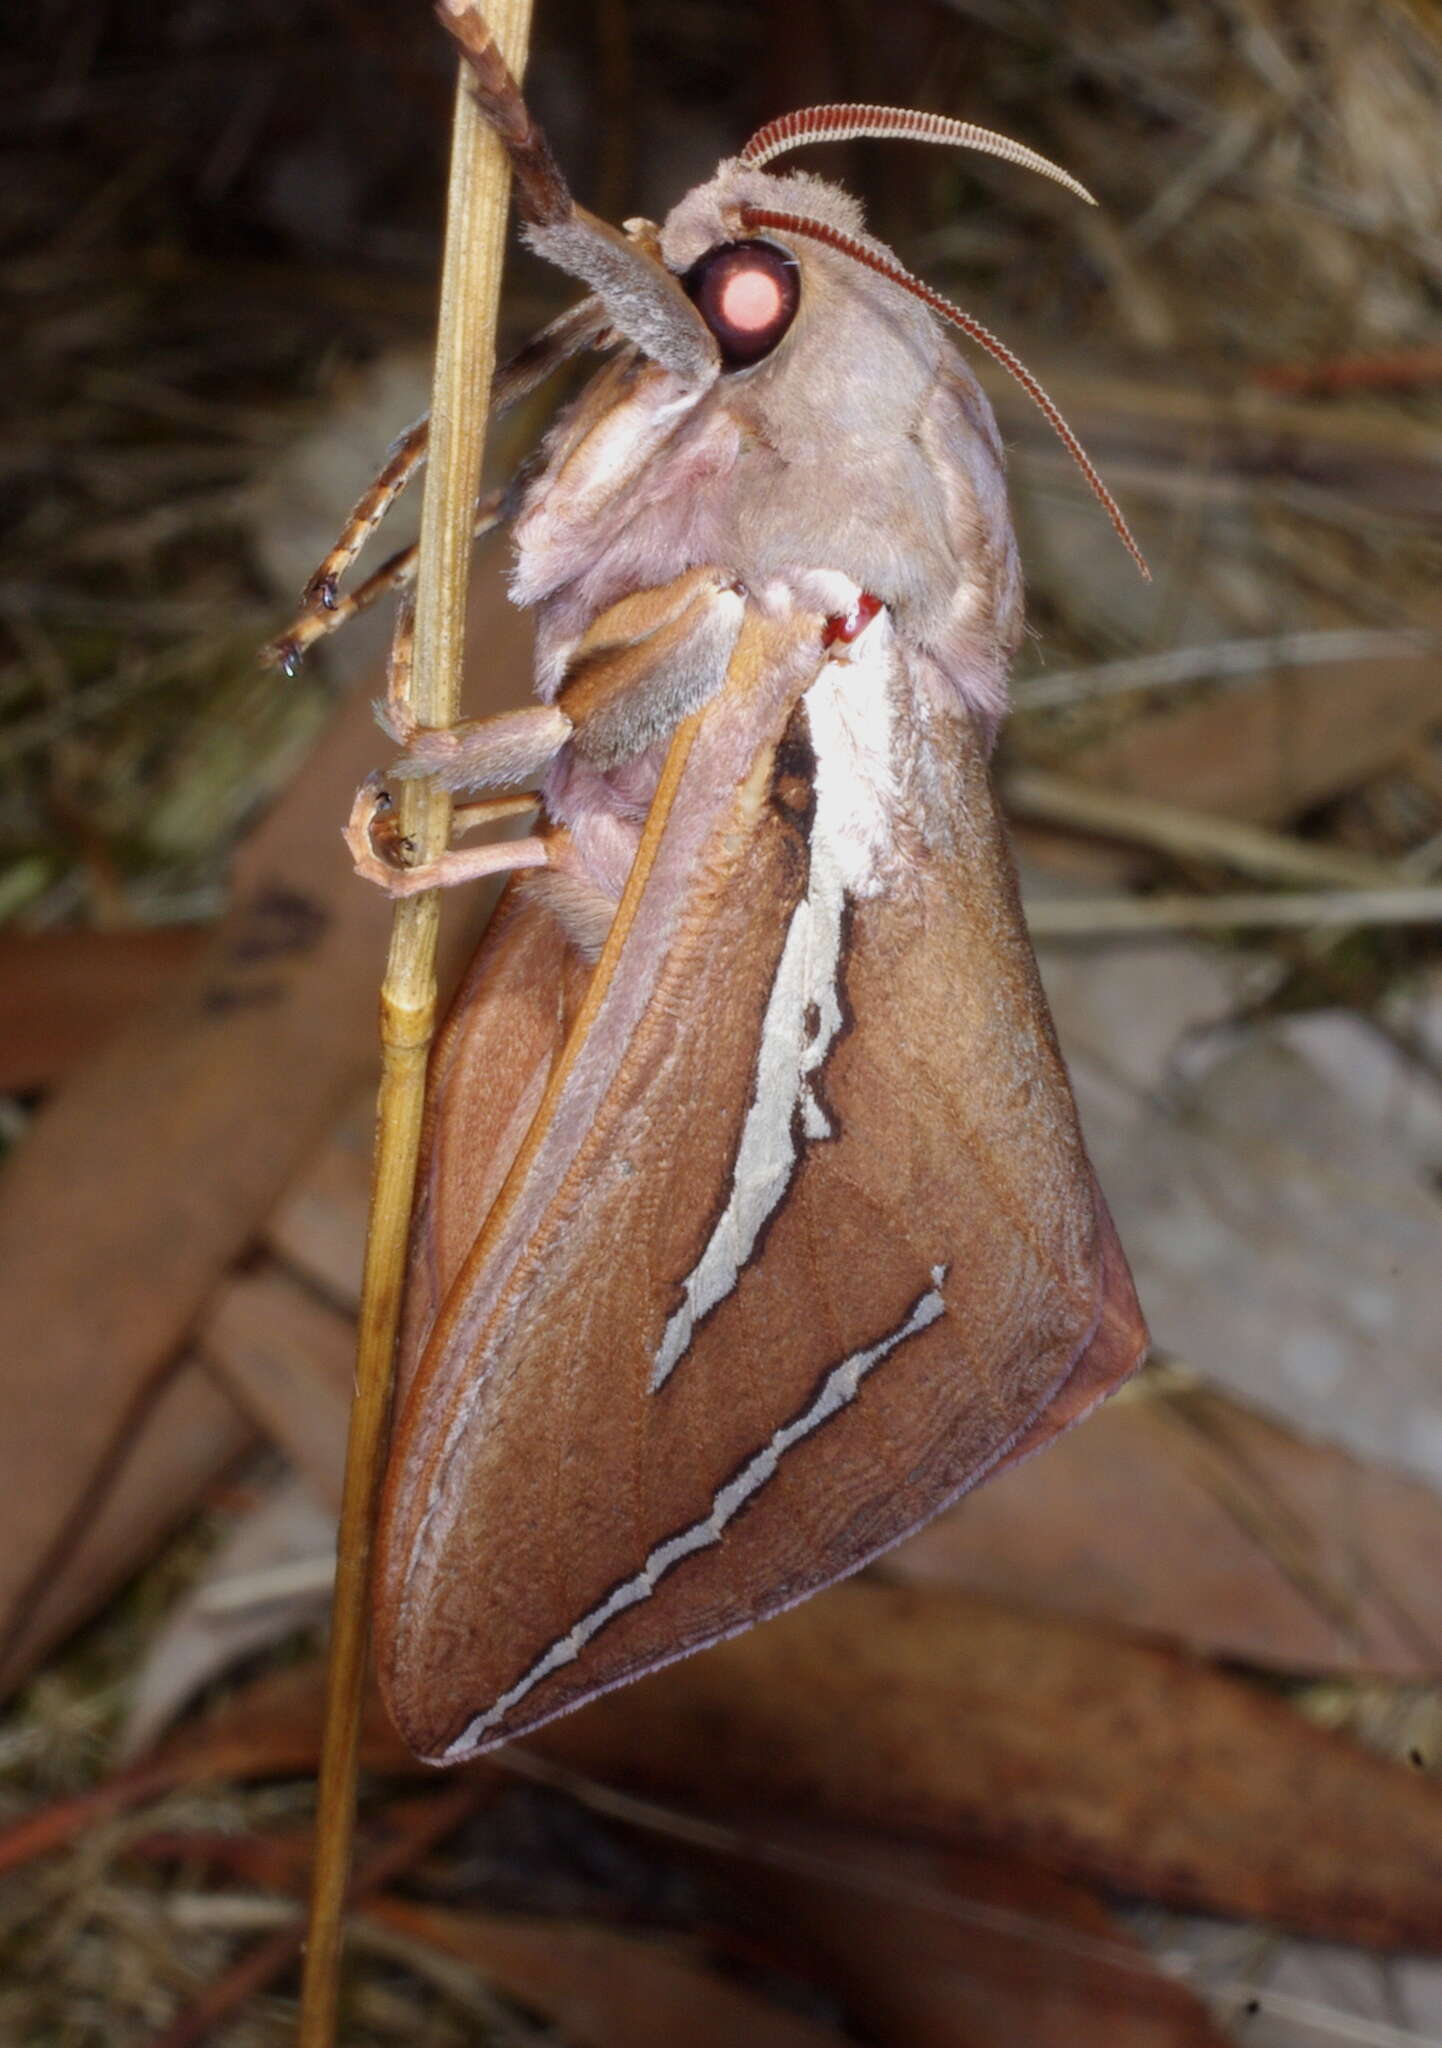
[282,0,1149,1766]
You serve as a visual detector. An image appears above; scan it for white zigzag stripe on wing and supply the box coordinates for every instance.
[443,1263,947,1760]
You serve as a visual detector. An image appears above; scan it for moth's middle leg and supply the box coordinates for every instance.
[345,566,747,897]
[342,711,571,898]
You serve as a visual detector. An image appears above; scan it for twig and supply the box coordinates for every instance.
[1023,885,1442,937]
[1004,768,1401,889]
[155,1785,489,2048]
[197,1554,335,1615]
[1255,347,1442,396]
[295,5,535,2041]
[1012,627,1434,712]
[0,1758,179,1881]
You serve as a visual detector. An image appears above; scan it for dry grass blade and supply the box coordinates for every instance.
[1023,887,1442,935]
[1005,769,1400,889]
[1013,628,1436,712]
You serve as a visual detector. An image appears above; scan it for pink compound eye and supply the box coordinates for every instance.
[683,240,800,369]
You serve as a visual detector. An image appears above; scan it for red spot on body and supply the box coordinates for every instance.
[822,591,883,646]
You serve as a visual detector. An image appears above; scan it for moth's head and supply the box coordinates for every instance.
[530,102,1146,575]
[442,0,1147,577]
[649,107,1090,390]
[637,161,943,467]
[659,164,919,437]
[656,164,864,374]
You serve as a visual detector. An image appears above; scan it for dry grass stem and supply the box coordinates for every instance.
[1005,770,1403,890]
[297,6,536,2041]
[1013,628,1436,712]
[1024,886,1442,937]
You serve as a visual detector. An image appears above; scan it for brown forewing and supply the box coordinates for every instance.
[397,874,593,1400]
[377,627,1144,1760]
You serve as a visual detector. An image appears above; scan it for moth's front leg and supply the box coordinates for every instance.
[264,486,507,674]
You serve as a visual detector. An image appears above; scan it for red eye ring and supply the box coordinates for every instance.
[683,240,800,369]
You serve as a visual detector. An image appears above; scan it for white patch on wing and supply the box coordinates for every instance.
[649,610,900,1394]
[443,1265,947,1760]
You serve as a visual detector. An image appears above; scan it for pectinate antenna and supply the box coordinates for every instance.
[741,205,1148,580]
[738,104,1094,208]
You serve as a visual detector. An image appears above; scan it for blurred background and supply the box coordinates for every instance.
[3,0,1442,2042]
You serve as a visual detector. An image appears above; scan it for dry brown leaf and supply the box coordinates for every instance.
[200,1264,357,1508]
[0,927,206,1092]
[126,1580,1442,1948]
[1059,646,1442,827]
[367,1897,850,2048]
[0,683,394,1690]
[262,1087,374,1310]
[530,1581,1442,1949]
[12,1576,1442,1958]
[0,1356,255,1692]
[884,1371,1442,1677]
[720,1828,1233,2048]
[0,553,520,1698]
